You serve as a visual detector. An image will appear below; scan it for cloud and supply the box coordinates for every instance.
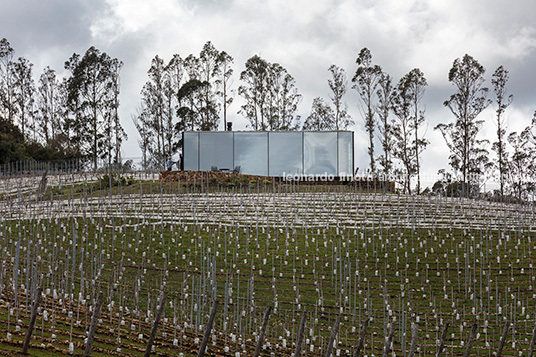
[3,0,536,182]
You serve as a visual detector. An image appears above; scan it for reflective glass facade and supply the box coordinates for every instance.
[183,131,353,176]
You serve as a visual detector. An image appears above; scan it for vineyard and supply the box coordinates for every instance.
[1,170,536,356]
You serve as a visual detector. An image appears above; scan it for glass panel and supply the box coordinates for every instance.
[338,131,354,177]
[183,132,199,171]
[234,132,268,176]
[268,132,303,176]
[303,132,338,176]
[198,132,234,171]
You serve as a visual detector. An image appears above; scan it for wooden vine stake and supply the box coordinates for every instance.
[294,311,307,357]
[354,318,369,357]
[382,322,396,357]
[463,323,478,357]
[529,323,536,357]
[254,305,272,357]
[144,292,166,357]
[436,323,449,357]
[408,322,418,357]
[198,299,219,357]
[84,292,104,357]
[325,316,341,357]
[496,321,509,357]
[22,287,42,354]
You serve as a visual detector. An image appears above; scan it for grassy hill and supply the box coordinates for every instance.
[0,173,535,355]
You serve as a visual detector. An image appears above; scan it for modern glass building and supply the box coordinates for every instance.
[182,131,354,177]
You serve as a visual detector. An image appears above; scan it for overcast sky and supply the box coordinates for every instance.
[2,0,536,188]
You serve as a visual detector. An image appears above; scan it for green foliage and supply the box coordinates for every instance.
[303,97,335,130]
[65,46,124,170]
[432,179,480,198]
[97,172,135,189]
[239,55,301,131]
[0,116,82,165]
[390,68,428,194]
[436,54,492,183]
[352,48,381,172]
[0,116,28,164]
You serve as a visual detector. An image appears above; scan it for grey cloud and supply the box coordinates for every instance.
[1,0,107,52]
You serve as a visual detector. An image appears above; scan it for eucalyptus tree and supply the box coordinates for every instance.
[166,53,186,151]
[390,69,428,194]
[216,51,234,130]
[352,47,382,173]
[106,58,126,166]
[510,111,536,200]
[36,67,62,145]
[133,107,153,170]
[327,64,353,131]
[507,127,532,201]
[64,53,83,154]
[491,65,513,199]
[11,57,35,139]
[176,53,217,131]
[391,74,415,194]
[65,46,124,170]
[140,55,167,163]
[405,68,428,193]
[435,54,491,185]
[239,55,269,130]
[239,56,302,131]
[376,72,394,176]
[303,97,334,130]
[265,62,301,130]
[0,38,15,123]
[197,41,221,131]
[177,77,207,131]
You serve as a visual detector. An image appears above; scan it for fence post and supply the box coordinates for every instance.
[84,292,104,357]
[354,318,369,357]
[22,286,42,354]
[408,322,418,357]
[382,322,396,357]
[324,316,340,357]
[294,311,307,357]
[198,299,218,357]
[254,305,272,357]
[436,323,449,357]
[463,323,477,357]
[144,292,166,357]
[496,321,509,357]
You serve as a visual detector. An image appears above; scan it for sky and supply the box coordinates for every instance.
[2,0,536,189]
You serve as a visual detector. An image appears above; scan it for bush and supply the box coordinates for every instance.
[97,172,134,189]
[432,180,480,198]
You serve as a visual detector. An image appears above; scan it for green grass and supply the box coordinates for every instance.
[0,184,535,355]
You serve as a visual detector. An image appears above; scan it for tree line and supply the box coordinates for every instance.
[0,39,125,170]
[1,37,536,200]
